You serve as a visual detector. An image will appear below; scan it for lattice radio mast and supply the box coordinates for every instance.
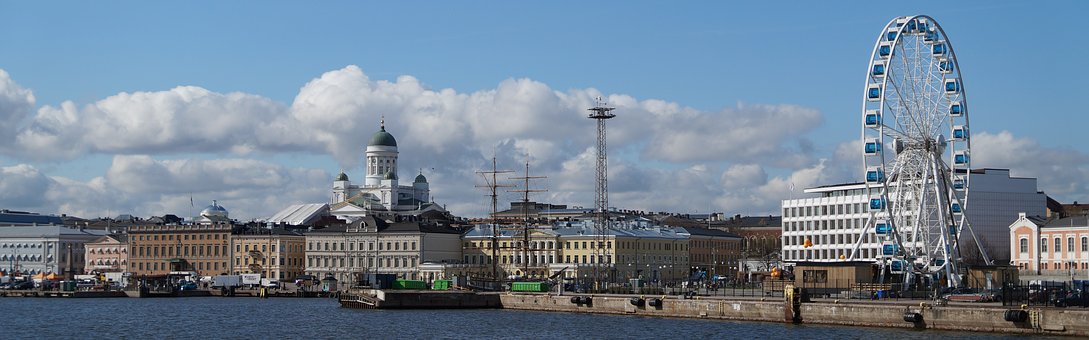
[588,97,616,291]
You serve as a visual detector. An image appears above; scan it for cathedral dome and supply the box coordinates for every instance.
[335,172,349,181]
[414,173,427,184]
[200,201,229,218]
[369,126,397,147]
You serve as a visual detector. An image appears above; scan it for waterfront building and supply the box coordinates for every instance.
[0,225,105,276]
[1009,213,1089,279]
[84,234,128,274]
[452,220,692,284]
[229,227,306,281]
[328,119,447,221]
[713,215,782,260]
[682,227,743,280]
[304,216,462,284]
[781,168,1045,265]
[458,224,562,279]
[127,202,236,276]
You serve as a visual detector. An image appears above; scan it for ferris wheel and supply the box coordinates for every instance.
[852,15,990,288]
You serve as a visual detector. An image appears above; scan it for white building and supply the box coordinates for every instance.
[781,168,1044,264]
[1009,213,1089,279]
[0,226,107,276]
[303,216,462,284]
[329,119,444,221]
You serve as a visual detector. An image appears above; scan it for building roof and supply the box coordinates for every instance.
[0,225,107,238]
[306,219,460,235]
[414,173,427,184]
[267,203,329,226]
[1043,215,1089,228]
[680,226,742,239]
[369,126,397,147]
[0,210,64,226]
[336,172,349,181]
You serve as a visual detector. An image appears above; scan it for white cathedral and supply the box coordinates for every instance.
[328,119,446,221]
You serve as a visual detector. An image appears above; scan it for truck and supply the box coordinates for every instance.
[211,275,242,288]
[260,278,279,288]
[240,274,261,286]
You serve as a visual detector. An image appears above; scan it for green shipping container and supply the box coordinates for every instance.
[511,282,549,292]
[392,279,427,290]
[431,280,451,290]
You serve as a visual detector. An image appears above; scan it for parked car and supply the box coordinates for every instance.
[1053,290,1089,307]
[8,280,34,290]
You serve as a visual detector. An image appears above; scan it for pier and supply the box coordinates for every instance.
[499,293,1089,337]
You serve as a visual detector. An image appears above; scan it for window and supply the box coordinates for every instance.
[1083,237,1088,252]
[802,270,828,283]
[1020,238,1028,253]
[1069,237,1075,253]
[1055,237,1062,252]
[1041,238,1048,252]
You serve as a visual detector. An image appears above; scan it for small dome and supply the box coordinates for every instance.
[200,201,229,218]
[335,172,349,181]
[384,171,398,180]
[368,126,397,147]
[414,173,427,184]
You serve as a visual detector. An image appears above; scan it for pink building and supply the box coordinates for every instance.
[1009,213,1089,276]
[84,235,128,274]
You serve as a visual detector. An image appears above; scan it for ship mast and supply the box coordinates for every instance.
[509,161,546,279]
[477,157,512,282]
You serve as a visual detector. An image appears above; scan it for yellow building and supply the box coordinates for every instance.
[127,223,232,277]
[455,222,690,284]
[230,228,306,281]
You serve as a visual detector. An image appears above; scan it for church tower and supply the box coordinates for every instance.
[365,117,399,187]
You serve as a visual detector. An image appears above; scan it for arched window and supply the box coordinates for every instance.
[1020,238,1029,253]
[1041,238,1048,252]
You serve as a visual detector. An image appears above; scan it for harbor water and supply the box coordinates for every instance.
[0,297,1057,339]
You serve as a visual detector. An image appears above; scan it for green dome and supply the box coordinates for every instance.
[369,126,398,147]
[414,173,427,183]
[384,170,398,180]
[335,172,349,181]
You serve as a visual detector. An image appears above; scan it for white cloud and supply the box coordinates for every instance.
[972,131,1089,200]
[0,66,841,219]
[0,69,36,147]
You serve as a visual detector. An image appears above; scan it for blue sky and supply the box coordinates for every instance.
[1,1,1086,220]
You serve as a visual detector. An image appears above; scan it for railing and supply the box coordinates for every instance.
[1000,280,1085,307]
[553,278,942,301]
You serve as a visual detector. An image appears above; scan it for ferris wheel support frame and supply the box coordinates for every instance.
[847,15,991,289]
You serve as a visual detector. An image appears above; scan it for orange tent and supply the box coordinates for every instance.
[32,272,46,279]
[45,273,61,280]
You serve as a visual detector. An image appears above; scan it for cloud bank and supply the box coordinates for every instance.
[1,66,1080,220]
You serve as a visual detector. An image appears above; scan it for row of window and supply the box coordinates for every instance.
[307,256,417,269]
[1020,236,1089,253]
[308,241,416,252]
[783,218,867,232]
[134,233,225,241]
[1023,262,1089,270]
[236,243,301,253]
[783,202,867,218]
[463,240,688,251]
[783,248,878,261]
[133,261,226,272]
[234,256,301,267]
[134,245,228,258]
[784,233,879,247]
